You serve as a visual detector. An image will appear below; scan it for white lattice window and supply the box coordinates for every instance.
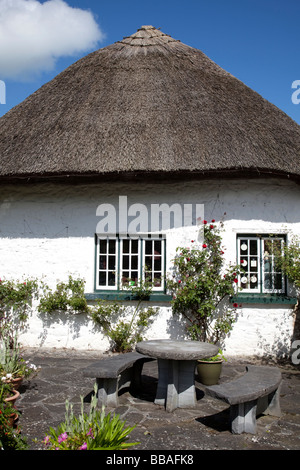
[96,235,165,291]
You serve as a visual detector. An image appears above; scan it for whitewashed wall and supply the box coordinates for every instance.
[0,177,299,357]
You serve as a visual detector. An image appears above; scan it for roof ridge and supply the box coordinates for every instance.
[118,25,179,47]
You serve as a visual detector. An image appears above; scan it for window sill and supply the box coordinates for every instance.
[85,292,172,302]
[230,294,297,305]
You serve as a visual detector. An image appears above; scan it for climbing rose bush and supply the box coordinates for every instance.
[167,218,241,344]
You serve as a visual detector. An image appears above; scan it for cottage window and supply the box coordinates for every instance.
[237,235,285,294]
[95,235,165,292]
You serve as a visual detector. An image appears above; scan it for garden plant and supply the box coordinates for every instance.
[167,218,242,344]
[43,385,138,450]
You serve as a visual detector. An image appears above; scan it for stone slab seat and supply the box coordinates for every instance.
[82,351,155,407]
[205,365,282,434]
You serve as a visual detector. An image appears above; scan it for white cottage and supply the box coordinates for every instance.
[0,26,299,358]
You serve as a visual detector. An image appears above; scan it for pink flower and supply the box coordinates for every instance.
[58,432,68,443]
[79,442,87,450]
[87,428,94,439]
[44,435,50,445]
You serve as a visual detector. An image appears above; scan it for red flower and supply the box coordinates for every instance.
[241,260,244,264]
[210,224,214,229]
[202,244,207,248]
[233,278,238,283]
[233,303,238,308]
[203,220,207,224]
[178,280,182,284]
[211,219,215,223]
[191,240,194,243]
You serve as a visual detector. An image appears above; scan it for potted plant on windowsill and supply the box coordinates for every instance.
[196,348,227,385]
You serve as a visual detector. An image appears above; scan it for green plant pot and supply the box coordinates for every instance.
[197,360,223,385]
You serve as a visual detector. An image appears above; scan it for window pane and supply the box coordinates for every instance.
[123,239,129,253]
[154,240,162,254]
[250,240,257,255]
[264,273,272,290]
[145,256,152,270]
[122,255,129,269]
[108,240,116,254]
[131,255,138,270]
[99,271,106,286]
[274,274,283,290]
[108,272,115,286]
[108,256,115,270]
[240,240,248,254]
[154,258,162,271]
[100,239,107,254]
[145,240,152,255]
[131,239,138,253]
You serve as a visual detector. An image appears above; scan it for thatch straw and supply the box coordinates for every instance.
[0,25,299,183]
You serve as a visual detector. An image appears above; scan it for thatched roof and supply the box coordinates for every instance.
[1,25,300,183]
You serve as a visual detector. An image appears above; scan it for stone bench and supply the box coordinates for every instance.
[205,365,282,434]
[82,351,155,407]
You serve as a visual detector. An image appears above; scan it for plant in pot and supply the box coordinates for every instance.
[0,382,27,450]
[167,217,242,385]
[0,335,39,390]
[197,348,227,386]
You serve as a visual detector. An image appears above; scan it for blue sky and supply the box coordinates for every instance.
[0,0,299,124]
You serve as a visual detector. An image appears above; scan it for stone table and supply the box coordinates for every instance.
[136,339,218,412]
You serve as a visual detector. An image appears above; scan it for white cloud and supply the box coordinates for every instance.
[0,0,105,80]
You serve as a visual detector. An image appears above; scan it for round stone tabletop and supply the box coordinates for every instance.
[136,339,219,361]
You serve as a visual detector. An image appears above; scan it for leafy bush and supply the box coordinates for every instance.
[38,276,89,315]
